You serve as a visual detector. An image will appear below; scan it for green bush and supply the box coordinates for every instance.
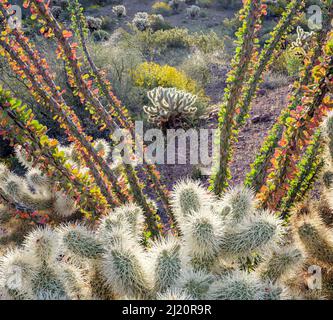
[92,30,110,42]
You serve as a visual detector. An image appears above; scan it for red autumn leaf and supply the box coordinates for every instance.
[62,30,73,39]
[278,138,288,147]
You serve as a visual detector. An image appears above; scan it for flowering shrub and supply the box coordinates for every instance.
[152,2,172,16]
[132,62,202,95]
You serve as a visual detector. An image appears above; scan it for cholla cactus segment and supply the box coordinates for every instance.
[157,287,193,300]
[259,247,303,283]
[1,172,54,211]
[59,224,105,260]
[148,236,182,293]
[58,264,90,300]
[294,216,333,266]
[221,186,256,223]
[26,168,50,191]
[175,268,214,300]
[323,171,333,189]
[23,227,60,264]
[102,240,151,299]
[97,204,144,246]
[54,191,77,218]
[171,179,214,220]
[182,210,224,270]
[0,203,9,218]
[207,271,267,300]
[2,174,29,201]
[96,212,129,247]
[14,146,34,170]
[0,152,78,219]
[0,248,36,299]
[0,163,10,182]
[143,87,197,127]
[220,211,284,258]
[31,265,68,300]
[113,204,145,238]
[112,5,126,17]
[132,12,150,31]
[89,264,116,300]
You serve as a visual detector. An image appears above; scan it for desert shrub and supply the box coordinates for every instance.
[152,2,172,16]
[136,28,224,54]
[92,30,110,42]
[261,71,290,90]
[190,31,225,54]
[221,14,242,37]
[132,62,202,95]
[273,49,303,77]
[88,42,144,113]
[151,28,192,50]
[179,51,212,87]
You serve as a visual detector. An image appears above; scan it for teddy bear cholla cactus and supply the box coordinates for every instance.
[86,16,102,31]
[112,5,126,17]
[132,12,150,31]
[0,138,112,220]
[143,87,198,130]
[186,5,200,19]
[0,180,303,300]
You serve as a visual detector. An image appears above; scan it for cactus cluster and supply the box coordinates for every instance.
[0,180,304,300]
[132,12,151,31]
[143,87,198,130]
[112,5,126,18]
[0,138,113,222]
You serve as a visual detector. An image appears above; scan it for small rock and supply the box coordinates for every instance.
[251,114,272,124]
